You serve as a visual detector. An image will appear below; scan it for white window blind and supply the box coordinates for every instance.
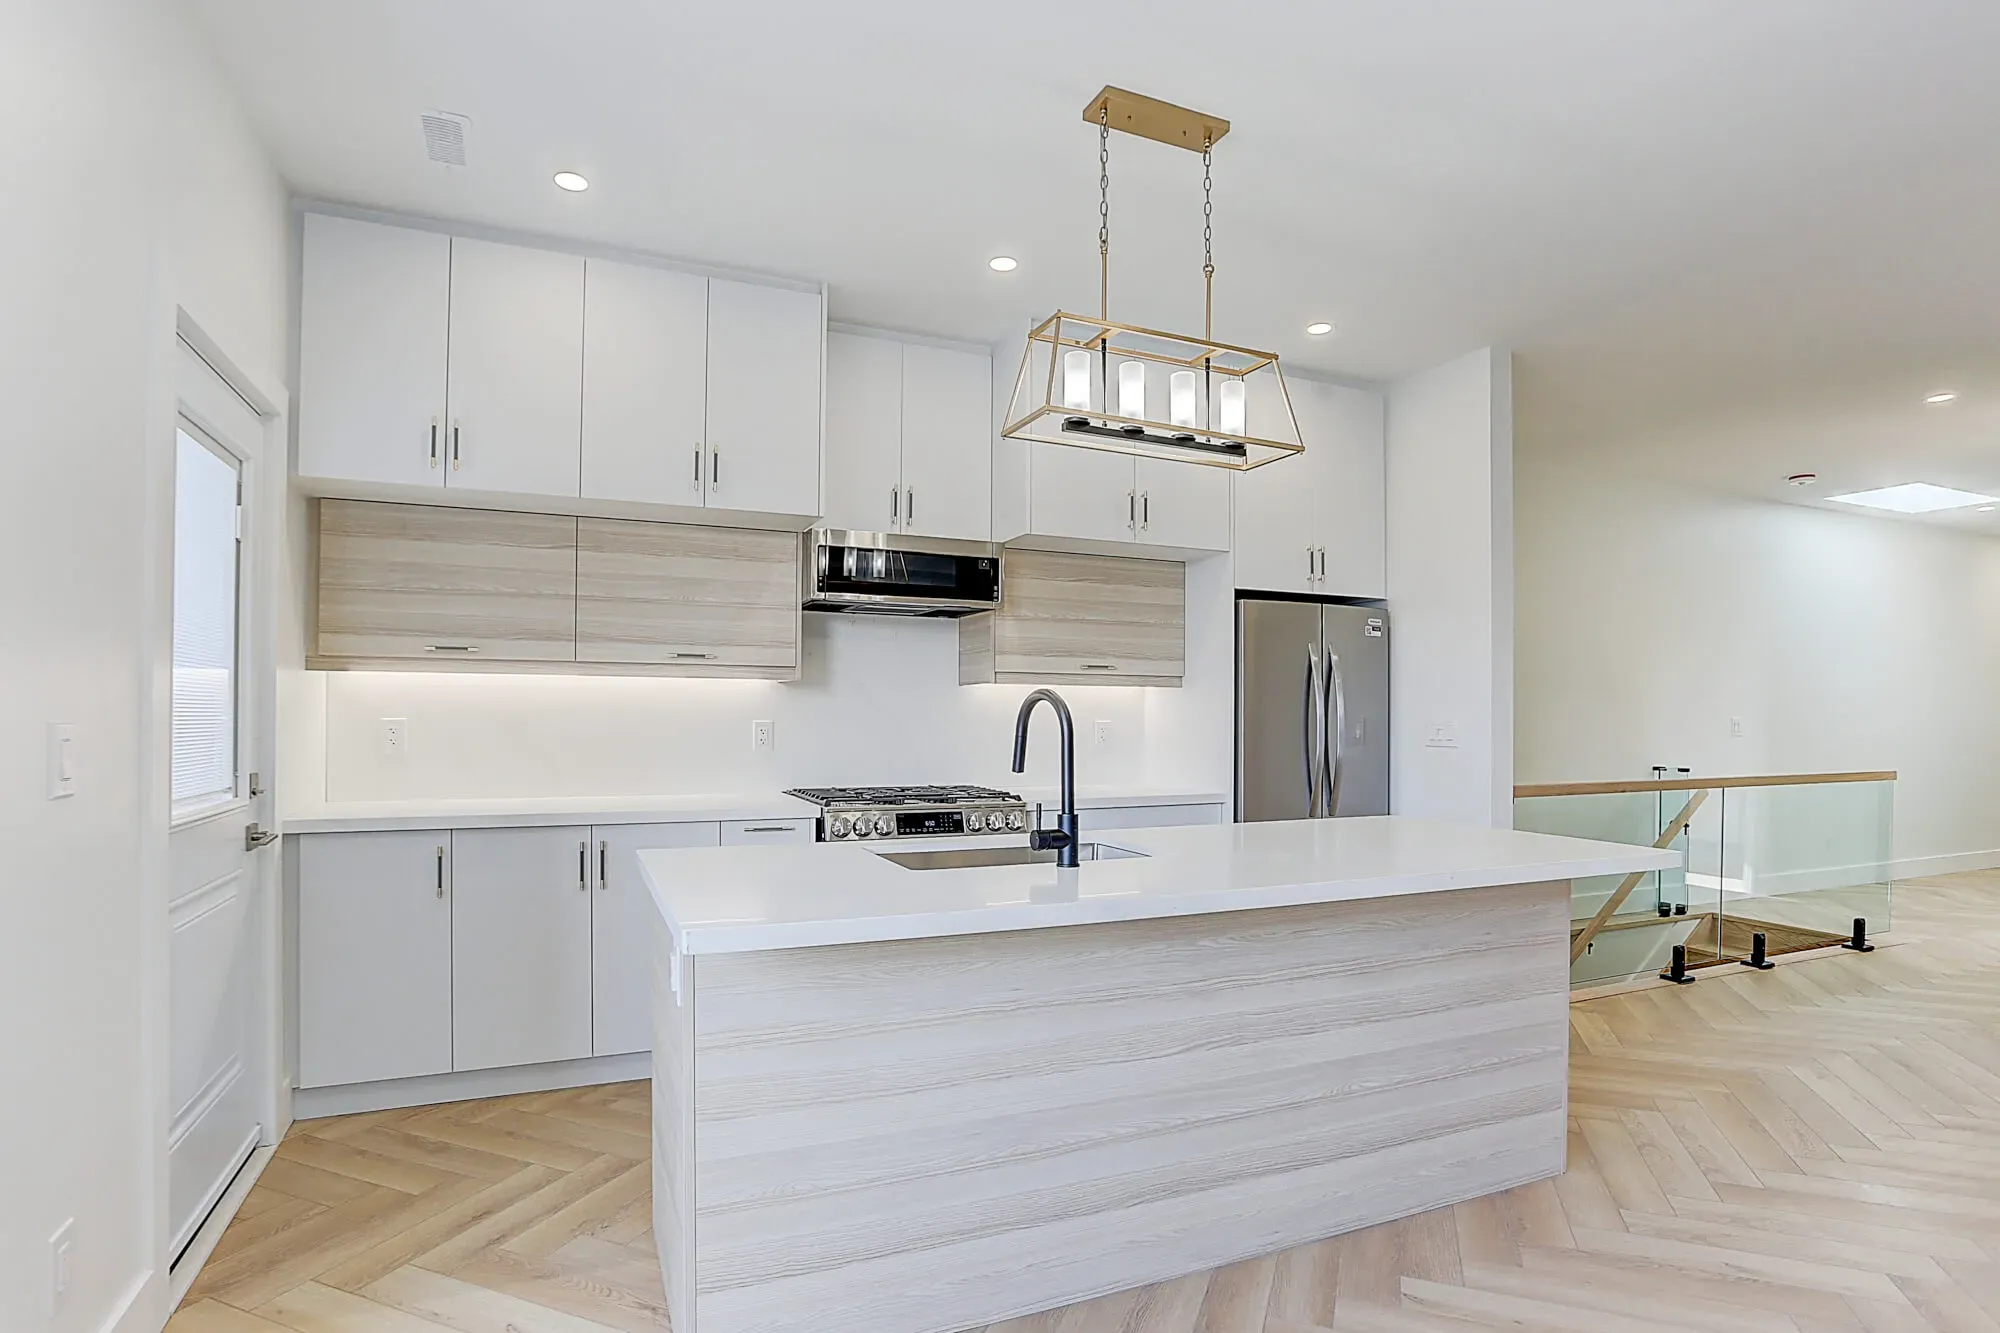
[172,426,240,811]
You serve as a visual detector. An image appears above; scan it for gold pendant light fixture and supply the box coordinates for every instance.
[1002,87,1305,471]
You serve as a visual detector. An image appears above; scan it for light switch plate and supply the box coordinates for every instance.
[47,723,75,799]
[1729,716,1744,738]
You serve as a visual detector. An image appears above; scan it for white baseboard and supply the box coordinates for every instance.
[100,1270,157,1333]
[294,1052,649,1120]
[1893,848,2000,880]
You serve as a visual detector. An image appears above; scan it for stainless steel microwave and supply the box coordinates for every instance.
[802,529,1003,617]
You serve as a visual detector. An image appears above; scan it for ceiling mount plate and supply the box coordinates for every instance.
[1082,86,1230,152]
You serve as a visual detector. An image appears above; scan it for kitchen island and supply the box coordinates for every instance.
[638,817,1676,1333]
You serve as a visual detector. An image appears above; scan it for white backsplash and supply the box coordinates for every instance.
[308,613,1162,803]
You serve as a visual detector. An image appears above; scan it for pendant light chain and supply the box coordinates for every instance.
[1201,135,1215,340]
[1098,107,1111,321]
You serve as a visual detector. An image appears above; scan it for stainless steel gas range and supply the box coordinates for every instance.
[784,785,1029,842]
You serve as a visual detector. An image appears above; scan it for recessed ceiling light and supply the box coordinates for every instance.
[552,171,589,192]
[1787,473,1817,487]
[988,255,1018,272]
[1305,321,1335,337]
[1826,482,2000,513]
[1925,391,1957,404]
[1981,506,1996,513]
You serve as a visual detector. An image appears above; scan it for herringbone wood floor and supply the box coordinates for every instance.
[169,873,2000,1333]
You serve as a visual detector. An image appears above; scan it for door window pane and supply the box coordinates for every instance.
[172,426,240,810]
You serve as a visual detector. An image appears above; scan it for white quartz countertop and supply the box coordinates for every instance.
[639,816,1681,955]
[280,786,1227,834]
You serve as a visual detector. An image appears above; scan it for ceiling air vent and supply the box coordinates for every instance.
[420,110,470,166]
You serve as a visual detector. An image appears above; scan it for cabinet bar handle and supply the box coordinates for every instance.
[1318,546,1327,580]
[710,449,719,491]
[1128,491,1136,529]
[435,845,445,898]
[429,416,439,468]
[890,486,899,525]
[451,420,461,470]
[739,825,797,834]
[1080,663,1119,671]
[672,651,717,660]
[1141,491,1150,529]
[693,445,703,490]
[906,487,914,527]
[426,644,478,653]
[598,840,607,889]
[1308,545,1316,582]
[579,840,589,891]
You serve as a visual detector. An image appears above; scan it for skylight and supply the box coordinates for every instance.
[1825,483,2000,513]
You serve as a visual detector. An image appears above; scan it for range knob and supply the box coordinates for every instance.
[1005,809,1026,832]
[985,811,1007,832]
[850,817,871,838]
[828,815,851,839]
[873,814,894,837]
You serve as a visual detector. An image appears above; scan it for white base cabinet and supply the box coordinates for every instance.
[592,822,720,1057]
[450,826,596,1072]
[298,832,453,1089]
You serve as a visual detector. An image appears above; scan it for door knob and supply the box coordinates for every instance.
[244,822,278,851]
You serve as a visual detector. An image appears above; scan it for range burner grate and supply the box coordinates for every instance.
[786,784,1024,807]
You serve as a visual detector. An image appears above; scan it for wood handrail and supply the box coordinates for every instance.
[1516,770,1895,799]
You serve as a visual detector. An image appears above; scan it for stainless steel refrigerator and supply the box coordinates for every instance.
[1236,598,1391,820]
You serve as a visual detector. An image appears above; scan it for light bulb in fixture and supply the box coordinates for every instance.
[1168,371,1198,430]
[1062,350,1094,412]
[988,255,1018,272]
[1925,391,1957,404]
[1117,361,1146,420]
[1217,379,1247,436]
[1305,321,1334,337]
[552,171,589,192]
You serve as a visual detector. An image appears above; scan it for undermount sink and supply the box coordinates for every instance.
[877,842,1149,871]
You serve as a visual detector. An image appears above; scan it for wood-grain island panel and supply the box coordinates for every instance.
[665,878,1570,1333]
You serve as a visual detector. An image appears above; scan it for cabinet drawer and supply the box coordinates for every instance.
[314,500,578,663]
[576,519,800,674]
[721,819,816,846]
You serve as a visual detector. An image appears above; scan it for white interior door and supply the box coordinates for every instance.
[166,340,274,1264]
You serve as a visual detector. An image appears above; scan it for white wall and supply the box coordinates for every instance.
[0,3,287,1331]
[296,616,1181,804]
[1385,347,1515,826]
[1517,457,2000,875]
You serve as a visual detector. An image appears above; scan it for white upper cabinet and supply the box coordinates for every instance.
[1233,377,1385,598]
[445,239,585,498]
[298,214,450,487]
[1027,444,1143,545]
[297,214,827,522]
[704,278,823,518]
[824,333,993,540]
[1134,457,1231,552]
[899,343,991,541]
[581,260,709,506]
[823,332,905,533]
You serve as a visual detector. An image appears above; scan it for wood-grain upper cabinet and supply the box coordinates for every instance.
[959,549,1185,686]
[313,500,578,665]
[576,519,800,676]
[450,827,596,1072]
[581,259,709,506]
[1235,376,1384,597]
[445,239,585,497]
[297,831,453,1089]
[298,214,451,487]
[704,279,822,518]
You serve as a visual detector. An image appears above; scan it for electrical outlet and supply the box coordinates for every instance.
[379,718,408,758]
[1094,719,1113,747]
[48,1219,73,1317]
[1424,722,1459,750]
[751,719,774,753]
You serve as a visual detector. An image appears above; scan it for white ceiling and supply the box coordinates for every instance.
[192,0,2000,519]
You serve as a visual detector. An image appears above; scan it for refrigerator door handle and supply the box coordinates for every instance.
[1302,644,1323,816]
[1324,650,1347,818]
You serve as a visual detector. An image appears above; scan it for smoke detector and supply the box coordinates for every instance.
[421,110,470,166]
